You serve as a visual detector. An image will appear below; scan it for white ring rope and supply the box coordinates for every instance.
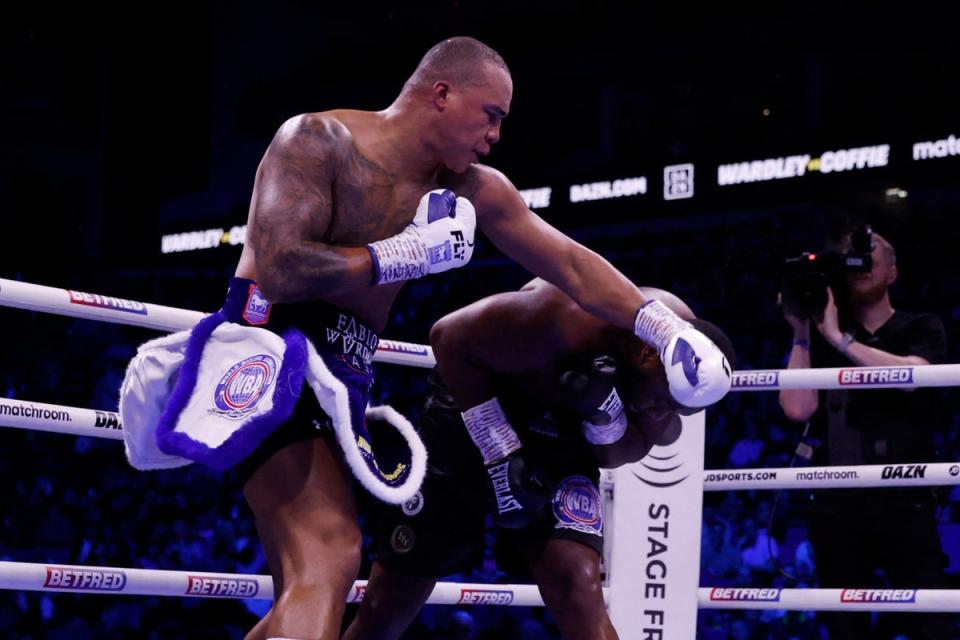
[0,398,123,441]
[698,587,960,613]
[731,366,960,390]
[0,279,437,368]
[0,278,204,333]
[3,560,959,613]
[702,462,960,490]
[0,561,551,607]
[4,397,960,492]
[7,277,960,386]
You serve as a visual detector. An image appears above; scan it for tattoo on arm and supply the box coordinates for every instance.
[250,116,370,301]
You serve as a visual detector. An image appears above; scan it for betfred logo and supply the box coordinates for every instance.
[838,367,913,385]
[458,589,514,605]
[350,584,367,603]
[731,371,779,388]
[67,290,148,315]
[377,340,430,356]
[186,576,258,598]
[840,589,916,603]
[44,567,126,591]
[709,588,781,602]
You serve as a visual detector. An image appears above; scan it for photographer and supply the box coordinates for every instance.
[779,230,951,640]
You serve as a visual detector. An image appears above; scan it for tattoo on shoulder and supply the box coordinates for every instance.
[251,116,342,249]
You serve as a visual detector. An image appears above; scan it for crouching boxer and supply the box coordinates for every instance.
[343,279,735,640]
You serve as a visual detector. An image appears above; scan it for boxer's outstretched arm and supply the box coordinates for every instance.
[249,114,374,302]
[473,169,646,330]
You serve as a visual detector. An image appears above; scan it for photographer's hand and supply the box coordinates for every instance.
[777,292,810,339]
[778,292,818,421]
[814,288,843,348]
[816,287,932,372]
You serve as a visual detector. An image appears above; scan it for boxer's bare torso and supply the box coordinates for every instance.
[236,111,504,331]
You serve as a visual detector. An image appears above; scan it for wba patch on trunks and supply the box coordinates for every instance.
[552,475,603,536]
[119,279,426,504]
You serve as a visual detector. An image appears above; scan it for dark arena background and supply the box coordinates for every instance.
[3,3,960,638]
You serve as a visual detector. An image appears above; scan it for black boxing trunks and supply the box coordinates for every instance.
[376,373,604,578]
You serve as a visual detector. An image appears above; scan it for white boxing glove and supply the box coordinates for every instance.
[634,299,732,408]
[366,189,476,285]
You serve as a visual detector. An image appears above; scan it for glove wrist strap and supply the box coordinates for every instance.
[583,413,628,445]
[366,232,428,285]
[461,398,522,465]
[582,388,628,444]
[634,299,690,351]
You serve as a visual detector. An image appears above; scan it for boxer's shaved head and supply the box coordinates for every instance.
[404,37,510,92]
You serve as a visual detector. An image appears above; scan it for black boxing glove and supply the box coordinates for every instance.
[484,451,549,528]
[461,398,549,528]
[558,355,628,445]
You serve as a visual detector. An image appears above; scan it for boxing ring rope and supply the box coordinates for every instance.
[6,277,960,386]
[731,366,960,390]
[4,277,960,631]
[3,397,958,492]
[2,560,960,613]
[0,279,437,368]
[0,561,549,607]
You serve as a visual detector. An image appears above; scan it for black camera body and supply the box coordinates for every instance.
[781,225,874,320]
